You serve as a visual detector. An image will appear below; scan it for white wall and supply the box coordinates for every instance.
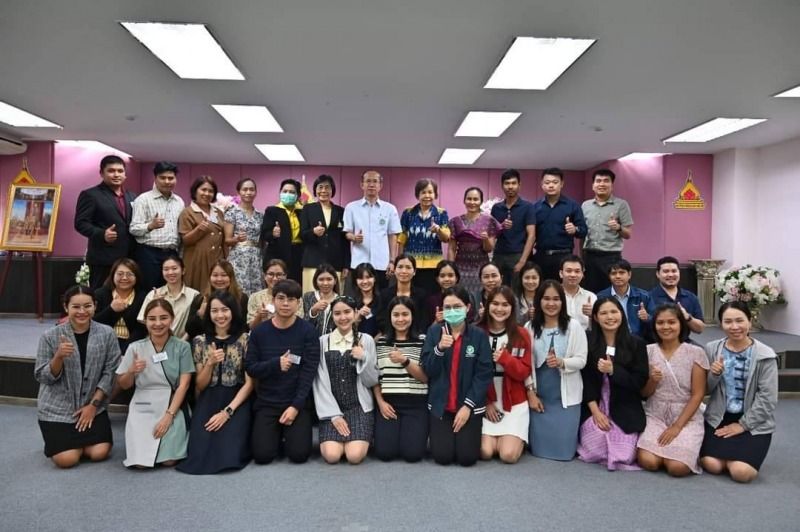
[712,148,758,265]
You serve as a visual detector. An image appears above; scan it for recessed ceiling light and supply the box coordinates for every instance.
[255,144,305,162]
[663,118,767,143]
[57,140,132,158]
[438,148,485,165]
[120,22,244,80]
[212,105,283,133]
[0,101,61,128]
[618,152,671,161]
[484,36,595,90]
[454,111,521,137]
[774,84,800,98]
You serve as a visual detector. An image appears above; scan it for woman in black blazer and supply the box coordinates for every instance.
[93,258,147,355]
[577,296,649,470]
[259,179,304,283]
[299,175,351,293]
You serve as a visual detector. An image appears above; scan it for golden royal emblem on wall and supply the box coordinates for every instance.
[673,170,706,210]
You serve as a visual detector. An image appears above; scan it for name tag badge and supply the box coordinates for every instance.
[288,354,302,365]
[365,312,373,320]
[606,347,616,358]
[152,352,168,363]
[266,303,276,313]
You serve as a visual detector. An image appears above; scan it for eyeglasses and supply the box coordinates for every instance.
[265,272,287,279]
[114,271,136,278]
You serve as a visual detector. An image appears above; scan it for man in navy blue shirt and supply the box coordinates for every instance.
[533,168,587,281]
[490,169,536,287]
[597,259,654,340]
[649,256,705,338]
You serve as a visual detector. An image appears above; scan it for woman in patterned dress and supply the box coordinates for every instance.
[637,304,708,476]
[448,187,500,294]
[224,178,264,295]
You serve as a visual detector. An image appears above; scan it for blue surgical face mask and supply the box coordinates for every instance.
[443,308,467,326]
[280,192,297,206]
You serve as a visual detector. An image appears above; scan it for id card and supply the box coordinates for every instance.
[266,303,275,314]
[606,347,616,358]
[152,352,168,363]
[287,354,302,365]
[364,312,373,320]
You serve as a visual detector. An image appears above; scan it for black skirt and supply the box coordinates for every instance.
[700,411,772,470]
[39,410,113,458]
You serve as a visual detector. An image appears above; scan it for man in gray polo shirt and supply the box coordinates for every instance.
[581,168,633,293]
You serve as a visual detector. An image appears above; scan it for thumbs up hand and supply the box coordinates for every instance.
[597,351,614,374]
[435,306,443,323]
[438,325,454,351]
[582,297,593,317]
[351,338,365,360]
[56,334,74,359]
[149,213,165,231]
[389,345,407,365]
[478,302,485,320]
[104,223,118,243]
[546,347,561,369]
[237,231,247,242]
[608,213,621,232]
[564,217,576,235]
[272,221,281,238]
[110,294,128,312]
[313,221,325,237]
[429,220,440,234]
[649,364,663,383]
[677,302,691,322]
[354,229,364,244]
[502,215,513,230]
[710,355,725,376]
[208,342,225,365]
[280,350,292,372]
[131,351,146,374]
[637,302,649,322]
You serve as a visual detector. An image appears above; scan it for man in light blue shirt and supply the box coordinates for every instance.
[343,170,402,291]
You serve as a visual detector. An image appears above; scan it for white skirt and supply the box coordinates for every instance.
[482,401,529,442]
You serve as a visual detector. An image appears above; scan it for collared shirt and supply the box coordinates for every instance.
[649,284,704,322]
[597,284,654,338]
[581,195,633,252]
[129,187,185,249]
[113,189,127,218]
[534,195,587,251]
[276,203,303,244]
[564,286,597,330]
[343,197,402,269]
[137,283,199,338]
[329,328,355,352]
[613,286,631,321]
[490,198,535,255]
[398,203,451,269]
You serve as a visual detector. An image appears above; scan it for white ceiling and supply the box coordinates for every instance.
[1,0,800,170]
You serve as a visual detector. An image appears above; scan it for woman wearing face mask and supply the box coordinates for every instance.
[514,262,542,326]
[699,302,778,483]
[247,259,304,330]
[578,297,649,470]
[526,280,587,461]
[373,296,429,462]
[426,260,477,328]
[185,260,249,341]
[299,174,350,293]
[449,187,500,294]
[378,254,429,334]
[179,176,228,293]
[177,290,254,474]
[35,286,120,468]
[477,286,532,464]
[314,296,379,464]
[302,263,340,336]
[224,178,265,295]
[475,262,503,322]
[116,299,194,468]
[138,256,200,339]
[398,179,450,295]
[422,286,493,466]
[352,263,381,338]
[260,179,304,284]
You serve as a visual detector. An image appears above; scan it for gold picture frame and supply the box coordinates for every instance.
[1,183,62,252]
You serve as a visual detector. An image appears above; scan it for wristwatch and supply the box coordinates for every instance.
[224,406,235,418]
[91,399,102,408]
[401,357,411,368]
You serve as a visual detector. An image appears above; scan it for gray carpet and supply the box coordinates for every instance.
[1,402,798,532]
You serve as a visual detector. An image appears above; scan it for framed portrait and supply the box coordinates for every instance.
[1,183,62,252]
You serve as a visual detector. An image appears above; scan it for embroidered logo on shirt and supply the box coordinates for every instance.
[465,345,475,357]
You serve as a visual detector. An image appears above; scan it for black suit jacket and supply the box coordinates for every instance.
[580,336,649,434]
[74,183,136,266]
[299,202,351,270]
[259,205,300,266]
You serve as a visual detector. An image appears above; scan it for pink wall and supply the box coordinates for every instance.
[584,154,713,264]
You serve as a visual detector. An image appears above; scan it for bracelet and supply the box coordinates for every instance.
[166,410,176,418]
[401,357,411,368]
[525,385,537,393]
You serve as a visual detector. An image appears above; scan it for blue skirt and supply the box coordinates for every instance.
[529,365,580,461]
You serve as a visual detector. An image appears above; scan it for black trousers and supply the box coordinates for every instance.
[429,411,482,466]
[135,245,177,291]
[533,250,573,282]
[583,250,622,293]
[493,253,521,288]
[373,395,429,462]
[251,405,313,464]
[88,263,112,290]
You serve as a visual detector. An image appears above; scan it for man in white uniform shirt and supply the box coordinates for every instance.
[559,255,596,331]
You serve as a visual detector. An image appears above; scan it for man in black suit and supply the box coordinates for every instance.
[74,155,137,288]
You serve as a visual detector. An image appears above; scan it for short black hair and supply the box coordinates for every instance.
[500,168,520,184]
[607,259,632,274]
[100,155,125,172]
[718,300,751,322]
[541,167,564,181]
[560,254,585,270]
[312,263,340,294]
[656,256,680,271]
[313,174,336,198]
[153,161,179,177]
[593,168,615,183]
[279,179,301,194]
[442,286,471,307]
[202,289,246,338]
[190,175,218,202]
[414,179,438,199]
[272,279,302,299]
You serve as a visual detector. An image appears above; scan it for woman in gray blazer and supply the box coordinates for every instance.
[34,286,121,468]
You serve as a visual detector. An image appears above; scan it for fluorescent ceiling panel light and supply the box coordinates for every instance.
[454,111,521,137]
[484,36,595,90]
[618,152,671,161]
[120,22,244,80]
[255,144,305,162]
[0,101,61,128]
[212,105,283,132]
[57,140,132,158]
[663,118,767,143]
[438,148,485,165]
[774,85,800,97]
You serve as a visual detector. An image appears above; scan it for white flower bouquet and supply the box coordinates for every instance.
[75,262,90,285]
[714,265,787,311]
[214,193,240,212]
[480,197,502,216]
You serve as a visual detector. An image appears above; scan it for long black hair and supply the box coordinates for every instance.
[202,289,245,339]
[383,296,422,344]
[588,297,637,366]
[530,280,570,339]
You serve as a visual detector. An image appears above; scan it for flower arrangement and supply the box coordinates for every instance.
[75,262,90,285]
[480,197,502,216]
[714,265,787,311]
[214,193,240,212]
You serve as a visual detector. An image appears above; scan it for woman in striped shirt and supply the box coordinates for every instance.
[373,296,429,462]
